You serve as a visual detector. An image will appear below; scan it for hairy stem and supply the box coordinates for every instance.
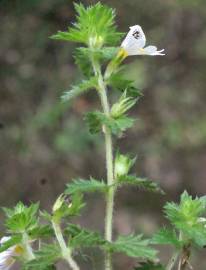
[52,221,80,270]
[166,251,179,270]
[22,233,35,261]
[92,58,115,270]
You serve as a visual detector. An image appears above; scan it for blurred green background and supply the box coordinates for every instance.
[0,0,206,269]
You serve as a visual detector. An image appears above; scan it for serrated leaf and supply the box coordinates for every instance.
[51,2,122,46]
[107,71,142,98]
[28,225,54,239]
[134,262,165,270]
[3,202,39,233]
[106,234,157,260]
[164,191,206,247]
[85,110,135,136]
[152,228,182,248]
[23,244,60,270]
[117,175,164,194]
[84,111,104,134]
[65,178,108,194]
[65,224,106,248]
[61,77,98,101]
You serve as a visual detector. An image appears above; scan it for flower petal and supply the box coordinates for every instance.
[143,45,165,56]
[121,25,146,55]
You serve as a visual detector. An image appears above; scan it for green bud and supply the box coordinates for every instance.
[52,194,66,213]
[111,91,137,118]
[114,153,136,178]
[89,35,104,48]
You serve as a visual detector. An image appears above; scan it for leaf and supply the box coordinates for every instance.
[84,111,104,134]
[3,202,39,233]
[152,228,182,248]
[65,178,108,194]
[134,262,165,270]
[65,224,106,248]
[164,191,206,247]
[61,77,98,101]
[23,244,60,270]
[51,2,122,46]
[106,234,157,260]
[112,115,135,135]
[117,175,164,194]
[28,225,54,239]
[85,110,135,136]
[107,71,142,98]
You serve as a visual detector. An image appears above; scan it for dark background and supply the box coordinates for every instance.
[0,0,206,269]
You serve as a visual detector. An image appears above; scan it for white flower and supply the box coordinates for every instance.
[0,237,23,270]
[121,25,165,56]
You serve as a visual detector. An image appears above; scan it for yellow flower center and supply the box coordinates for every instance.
[118,48,128,58]
[14,245,24,254]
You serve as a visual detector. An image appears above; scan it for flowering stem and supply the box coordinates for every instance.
[52,220,80,270]
[91,58,115,270]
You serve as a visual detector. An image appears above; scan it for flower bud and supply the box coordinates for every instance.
[114,153,135,178]
[111,91,137,118]
[52,194,66,213]
[89,35,103,48]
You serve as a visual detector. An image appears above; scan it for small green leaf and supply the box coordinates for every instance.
[85,111,135,136]
[112,115,135,135]
[23,244,60,270]
[164,191,206,247]
[134,262,165,270]
[3,202,39,233]
[105,234,157,260]
[65,178,108,194]
[65,223,106,248]
[61,77,98,101]
[117,175,164,194]
[28,225,54,239]
[107,71,142,98]
[84,111,104,134]
[152,228,182,248]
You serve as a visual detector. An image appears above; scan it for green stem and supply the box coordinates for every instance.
[166,251,179,270]
[91,58,115,270]
[22,233,35,261]
[52,221,80,270]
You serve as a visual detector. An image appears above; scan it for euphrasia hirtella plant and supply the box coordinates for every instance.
[0,3,205,270]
